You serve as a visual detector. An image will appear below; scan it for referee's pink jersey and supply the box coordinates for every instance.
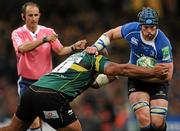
[11,25,63,80]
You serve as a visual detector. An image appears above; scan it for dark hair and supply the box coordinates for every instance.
[21,2,39,14]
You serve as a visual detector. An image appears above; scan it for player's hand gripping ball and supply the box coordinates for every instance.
[136,56,156,68]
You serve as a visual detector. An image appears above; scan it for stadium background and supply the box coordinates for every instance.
[0,0,180,131]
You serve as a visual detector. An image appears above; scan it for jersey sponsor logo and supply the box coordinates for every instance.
[43,110,59,119]
[156,91,166,96]
[150,50,155,57]
[162,46,170,61]
[131,37,139,45]
[52,54,83,73]
[68,109,73,115]
[129,88,136,92]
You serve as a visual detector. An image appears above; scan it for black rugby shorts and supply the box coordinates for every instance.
[16,87,77,130]
[128,78,169,100]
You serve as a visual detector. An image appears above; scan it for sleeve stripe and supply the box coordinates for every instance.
[95,55,103,72]
[70,64,88,72]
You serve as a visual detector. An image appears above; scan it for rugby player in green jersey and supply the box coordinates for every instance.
[0,49,168,131]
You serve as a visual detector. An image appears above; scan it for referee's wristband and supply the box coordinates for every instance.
[42,36,48,43]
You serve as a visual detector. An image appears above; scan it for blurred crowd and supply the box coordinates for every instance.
[0,0,180,130]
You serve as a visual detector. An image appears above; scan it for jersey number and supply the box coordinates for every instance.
[52,55,82,73]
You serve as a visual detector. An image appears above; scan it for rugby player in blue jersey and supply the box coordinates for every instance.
[0,48,168,131]
[86,7,173,131]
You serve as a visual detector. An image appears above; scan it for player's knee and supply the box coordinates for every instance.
[151,119,164,129]
[151,117,165,130]
[131,101,151,126]
[151,123,166,131]
[151,106,167,130]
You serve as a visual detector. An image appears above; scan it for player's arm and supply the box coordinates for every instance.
[104,62,169,79]
[56,40,87,56]
[104,26,123,40]
[18,34,58,53]
[141,62,173,82]
[94,26,122,51]
[87,26,122,54]
[91,62,168,89]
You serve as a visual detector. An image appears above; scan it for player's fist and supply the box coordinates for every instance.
[73,40,87,50]
[85,46,99,55]
[153,63,169,79]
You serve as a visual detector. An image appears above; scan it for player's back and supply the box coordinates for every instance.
[32,52,108,101]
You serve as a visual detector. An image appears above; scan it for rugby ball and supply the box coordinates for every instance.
[136,56,156,68]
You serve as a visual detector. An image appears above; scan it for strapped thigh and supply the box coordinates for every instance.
[131,101,149,112]
[151,106,168,117]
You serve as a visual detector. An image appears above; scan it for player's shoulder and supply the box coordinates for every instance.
[157,29,170,44]
[126,21,140,26]
[122,21,140,30]
[121,21,141,37]
[157,29,168,39]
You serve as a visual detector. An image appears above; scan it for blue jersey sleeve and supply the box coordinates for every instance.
[156,30,173,63]
[121,22,140,38]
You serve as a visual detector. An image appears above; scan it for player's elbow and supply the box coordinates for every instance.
[105,29,115,40]
[104,62,126,76]
[104,63,118,75]
[166,63,174,81]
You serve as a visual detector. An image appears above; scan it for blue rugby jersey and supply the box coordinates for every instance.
[121,22,173,64]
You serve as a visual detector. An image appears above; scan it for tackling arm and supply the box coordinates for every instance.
[104,62,168,79]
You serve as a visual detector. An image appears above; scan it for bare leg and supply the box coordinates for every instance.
[0,114,31,131]
[29,117,42,130]
[151,99,168,130]
[129,91,151,128]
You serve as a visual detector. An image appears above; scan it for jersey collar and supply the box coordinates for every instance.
[23,25,40,40]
